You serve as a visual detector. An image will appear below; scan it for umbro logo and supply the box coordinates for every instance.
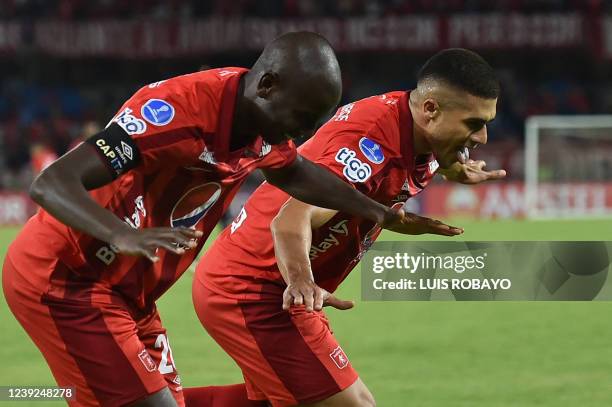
[121,141,133,160]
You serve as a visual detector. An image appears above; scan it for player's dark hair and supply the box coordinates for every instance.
[417,48,499,99]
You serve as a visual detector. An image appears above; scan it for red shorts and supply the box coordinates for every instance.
[193,279,358,407]
[3,249,184,407]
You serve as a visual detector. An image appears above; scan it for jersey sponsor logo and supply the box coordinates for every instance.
[138,349,157,373]
[124,195,147,229]
[359,137,385,164]
[310,219,349,260]
[148,80,166,88]
[170,182,222,228]
[259,141,272,157]
[141,99,175,126]
[96,196,146,265]
[112,107,147,135]
[199,146,217,165]
[218,70,240,77]
[335,147,372,183]
[333,103,354,122]
[330,346,349,369]
[429,159,439,174]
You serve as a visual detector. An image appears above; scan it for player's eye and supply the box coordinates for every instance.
[465,119,485,132]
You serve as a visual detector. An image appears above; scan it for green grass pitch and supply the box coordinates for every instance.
[2,218,612,406]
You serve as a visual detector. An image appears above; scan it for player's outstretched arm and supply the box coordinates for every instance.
[262,155,463,236]
[271,199,354,312]
[29,128,202,262]
[263,155,398,225]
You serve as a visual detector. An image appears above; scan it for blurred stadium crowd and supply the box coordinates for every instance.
[0,0,611,191]
[1,0,612,19]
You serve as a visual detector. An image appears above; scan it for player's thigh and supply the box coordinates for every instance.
[194,282,359,407]
[136,310,184,406]
[302,378,375,407]
[193,283,290,403]
[4,264,177,406]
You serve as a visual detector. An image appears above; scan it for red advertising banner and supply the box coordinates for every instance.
[0,192,37,226]
[421,182,612,219]
[0,13,594,57]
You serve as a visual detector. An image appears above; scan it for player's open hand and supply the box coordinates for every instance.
[438,159,506,184]
[110,227,203,262]
[383,208,463,236]
[283,279,354,312]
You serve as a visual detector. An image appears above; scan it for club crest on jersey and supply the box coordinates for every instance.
[170,183,221,228]
[359,137,384,164]
[138,349,157,373]
[141,99,175,126]
[335,147,372,183]
[330,346,349,369]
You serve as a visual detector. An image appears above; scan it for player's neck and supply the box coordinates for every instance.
[230,78,259,151]
[408,98,432,155]
[412,125,431,155]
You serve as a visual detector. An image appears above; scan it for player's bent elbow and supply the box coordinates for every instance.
[270,213,289,238]
[29,173,48,205]
[29,166,64,206]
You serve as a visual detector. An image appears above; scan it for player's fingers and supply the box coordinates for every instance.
[324,295,355,311]
[154,231,196,248]
[141,248,160,263]
[484,169,507,180]
[292,291,304,307]
[150,240,186,255]
[174,228,204,239]
[426,218,464,236]
[282,290,293,310]
[314,288,325,311]
[154,227,203,239]
[303,288,315,312]
[473,160,487,170]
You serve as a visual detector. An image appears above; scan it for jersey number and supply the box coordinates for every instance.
[155,334,176,374]
[231,207,247,234]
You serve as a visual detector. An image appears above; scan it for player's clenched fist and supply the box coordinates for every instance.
[283,278,354,312]
[110,227,203,262]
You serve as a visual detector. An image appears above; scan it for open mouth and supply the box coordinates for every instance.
[457,146,470,164]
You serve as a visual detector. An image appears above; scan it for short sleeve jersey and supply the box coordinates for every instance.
[18,68,297,311]
[199,91,439,299]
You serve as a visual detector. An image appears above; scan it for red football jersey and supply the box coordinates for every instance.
[10,67,297,310]
[199,91,438,299]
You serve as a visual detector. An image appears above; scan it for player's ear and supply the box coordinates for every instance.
[423,98,440,122]
[256,72,280,99]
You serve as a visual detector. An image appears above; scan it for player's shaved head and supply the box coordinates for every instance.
[238,32,342,145]
[251,31,342,102]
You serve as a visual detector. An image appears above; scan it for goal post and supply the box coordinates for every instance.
[524,115,612,219]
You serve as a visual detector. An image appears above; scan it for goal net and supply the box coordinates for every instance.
[525,115,612,219]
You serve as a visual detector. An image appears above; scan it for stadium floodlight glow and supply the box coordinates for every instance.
[525,115,612,220]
